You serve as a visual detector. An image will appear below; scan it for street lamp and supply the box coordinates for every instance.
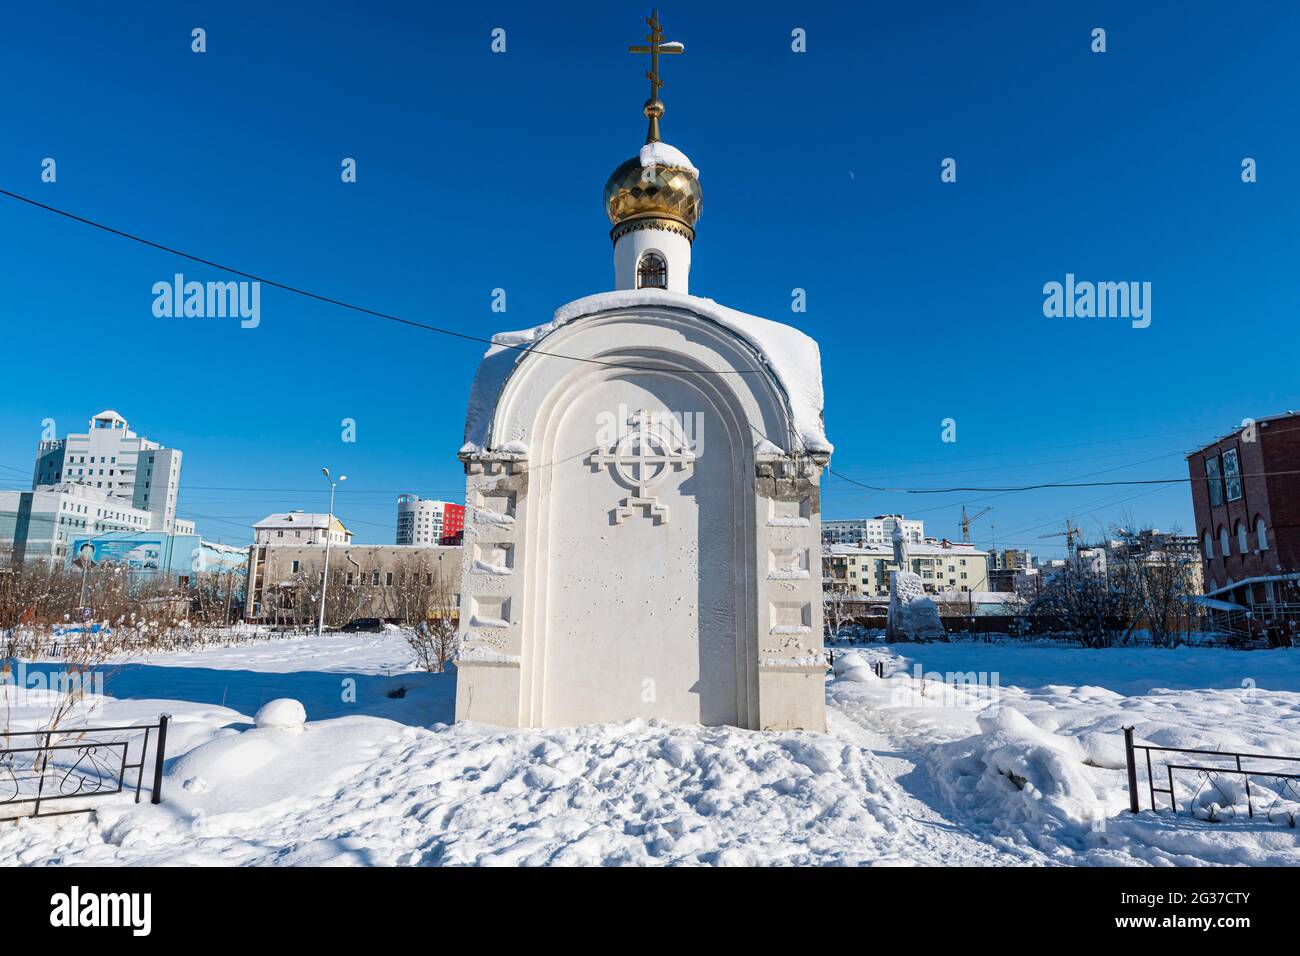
[317,467,346,637]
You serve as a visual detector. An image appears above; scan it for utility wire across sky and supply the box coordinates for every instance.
[0,187,760,376]
[1,186,1279,553]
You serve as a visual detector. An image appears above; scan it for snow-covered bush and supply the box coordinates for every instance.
[928,707,1112,848]
[831,652,878,683]
[255,698,307,731]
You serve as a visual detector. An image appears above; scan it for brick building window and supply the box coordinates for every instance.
[1222,449,1243,501]
[1205,455,1224,507]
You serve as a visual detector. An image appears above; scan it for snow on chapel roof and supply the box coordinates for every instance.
[462,289,832,456]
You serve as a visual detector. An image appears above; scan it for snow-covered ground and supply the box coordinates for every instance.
[2,633,1297,866]
[829,643,1300,865]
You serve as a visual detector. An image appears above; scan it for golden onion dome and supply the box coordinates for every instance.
[604,139,702,238]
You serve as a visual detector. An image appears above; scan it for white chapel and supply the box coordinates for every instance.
[453,12,833,731]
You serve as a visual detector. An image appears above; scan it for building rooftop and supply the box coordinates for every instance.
[254,511,350,532]
[1186,409,1299,456]
[826,541,989,557]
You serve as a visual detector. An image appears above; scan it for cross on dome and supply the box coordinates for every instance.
[626,9,684,144]
[605,11,701,291]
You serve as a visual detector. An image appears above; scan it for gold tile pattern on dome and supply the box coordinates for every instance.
[604,156,702,228]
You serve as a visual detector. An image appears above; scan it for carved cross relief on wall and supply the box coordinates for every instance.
[588,408,696,524]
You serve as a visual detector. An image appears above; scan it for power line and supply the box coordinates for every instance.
[824,442,1195,484]
[823,467,1300,495]
[819,450,1184,516]
[0,187,759,377]
[822,424,1214,473]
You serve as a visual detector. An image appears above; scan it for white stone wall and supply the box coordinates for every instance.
[455,301,827,731]
[752,451,827,729]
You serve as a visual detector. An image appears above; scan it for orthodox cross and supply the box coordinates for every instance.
[627,9,683,143]
[589,408,696,525]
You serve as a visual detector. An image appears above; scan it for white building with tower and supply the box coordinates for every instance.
[453,12,832,732]
[33,410,184,533]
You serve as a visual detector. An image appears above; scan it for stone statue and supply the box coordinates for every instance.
[891,523,908,568]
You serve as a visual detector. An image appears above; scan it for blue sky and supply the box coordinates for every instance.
[1,1,1296,555]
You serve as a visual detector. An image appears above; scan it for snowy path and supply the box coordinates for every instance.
[826,695,1041,866]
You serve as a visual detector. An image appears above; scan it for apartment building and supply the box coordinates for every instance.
[821,515,924,547]
[253,512,353,547]
[824,539,990,597]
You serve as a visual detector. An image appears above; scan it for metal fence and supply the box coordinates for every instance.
[1122,726,1300,825]
[0,715,169,822]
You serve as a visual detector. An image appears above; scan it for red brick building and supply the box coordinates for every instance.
[1186,411,1300,609]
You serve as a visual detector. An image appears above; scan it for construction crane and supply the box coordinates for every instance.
[960,506,991,543]
[1039,520,1082,557]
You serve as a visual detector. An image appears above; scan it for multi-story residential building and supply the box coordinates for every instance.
[1187,411,1300,608]
[988,548,1034,591]
[33,410,184,533]
[1075,546,1108,578]
[244,543,462,624]
[821,515,924,547]
[1033,558,1069,579]
[1003,549,1033,571]
[0,482,153,565]
[396,495,465,546]
[824,539,990,597]
[1104,530,1204,595]
[253,512,352,547]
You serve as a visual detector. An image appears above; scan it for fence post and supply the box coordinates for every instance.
[1123,725,1139,813]
[151,714,170,805]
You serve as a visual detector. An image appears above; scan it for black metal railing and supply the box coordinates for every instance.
[1123,725,1300,825]
[0,715,169,822]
